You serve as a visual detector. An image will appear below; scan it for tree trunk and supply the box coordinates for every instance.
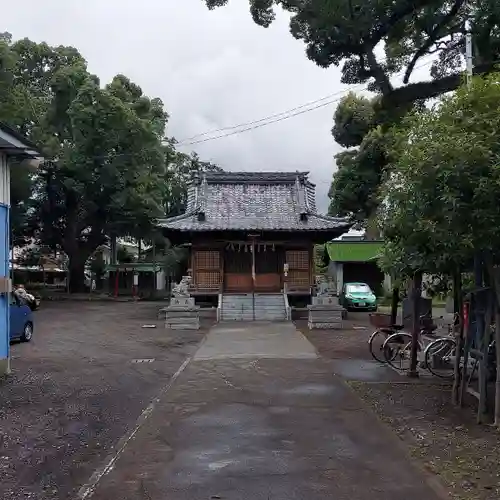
[483,253,500,426]
[68,257,86,293]
[408,271,422,378]
[390,287,399,326]
[494,310,500,427]
[110,236,117,265]
[452,268,463,406]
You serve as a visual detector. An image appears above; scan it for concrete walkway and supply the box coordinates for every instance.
[194,322,318,360]
[87,322,444,500]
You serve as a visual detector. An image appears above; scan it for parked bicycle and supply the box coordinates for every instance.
[383,313,462,378]
[368,312,436,364]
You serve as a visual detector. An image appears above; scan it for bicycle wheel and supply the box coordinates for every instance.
[424,338,456,379]
[368,329,389,363]
[383,332,420,371]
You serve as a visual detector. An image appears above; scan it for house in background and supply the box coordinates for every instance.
[0,122,42,375]
[325,236,391,297]
[96,238,146,265]
[94,239,171,297]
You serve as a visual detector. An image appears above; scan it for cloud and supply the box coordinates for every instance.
[3,0,430,214]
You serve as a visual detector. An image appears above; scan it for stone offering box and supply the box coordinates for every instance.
[164,297,200,330]
[307,295,344,329]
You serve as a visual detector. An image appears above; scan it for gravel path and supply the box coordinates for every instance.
[0,301,209,500]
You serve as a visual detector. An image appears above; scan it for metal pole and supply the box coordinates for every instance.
[465,18,487,407]
[152,237,157,297]
[251,239,255,321]
[466,17,484,349]
[465,19,473,87]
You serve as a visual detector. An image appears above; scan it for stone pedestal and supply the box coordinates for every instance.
[307,296,344,329]
[164,297,200,330]
[402,297,432,329]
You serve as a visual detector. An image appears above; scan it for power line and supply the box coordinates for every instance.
[176,58,436,147]
[179,98,343,146]
[178,86,362,142]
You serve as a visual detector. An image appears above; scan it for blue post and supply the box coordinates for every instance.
[0,201,10,375]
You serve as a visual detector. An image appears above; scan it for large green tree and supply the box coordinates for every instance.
[0,37,167,291]
[0,34,87,244]
[204,1,500,106]
[328,92,422,223]
[203,1,500,224]
[378,73,500,279]
[1,35,220,291]
[34,73,166,291]
[162,147,221,218]
[9,165,34,247]
[378,73,500,422]
[328,93,388,222]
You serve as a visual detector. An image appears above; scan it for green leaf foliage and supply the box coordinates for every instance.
[1,34,216,291]
[162,147,221,218]
[378,73,500,277]
[332,92,375,148]
[202,0,500,105]
[328,126,388,221]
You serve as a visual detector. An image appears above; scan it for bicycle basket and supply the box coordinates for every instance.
[369,313,392,328]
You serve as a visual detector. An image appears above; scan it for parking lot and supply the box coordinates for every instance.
[0,301,207,500]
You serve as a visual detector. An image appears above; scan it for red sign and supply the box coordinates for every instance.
[463,302,469,333]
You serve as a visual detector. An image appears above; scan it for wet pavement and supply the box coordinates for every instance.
[87,322,444,500]
[0,301,207,500]
[194,321,317,360]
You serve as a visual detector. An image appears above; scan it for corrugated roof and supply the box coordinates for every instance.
[0,121,43,156]
[326,241,383,262]
[158,171,350,233]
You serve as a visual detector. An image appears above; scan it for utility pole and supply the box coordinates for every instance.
[465,19,473,87]
[465,18,483,310]
[464,16,487,413]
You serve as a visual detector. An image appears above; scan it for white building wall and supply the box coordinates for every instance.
[0,153,11,374]
[0,153,9,205]
[336,263,344,293]
[156,270,165,291]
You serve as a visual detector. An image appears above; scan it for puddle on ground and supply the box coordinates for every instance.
[284,384,336,396]
[268,406,291,415]
[333,359,394,382]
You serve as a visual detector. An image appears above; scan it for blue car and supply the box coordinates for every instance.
[10,294,34,342]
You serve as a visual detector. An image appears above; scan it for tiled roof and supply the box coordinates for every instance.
[158,171,350,233]
[202,171,310,183]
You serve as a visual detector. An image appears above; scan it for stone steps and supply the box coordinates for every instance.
[220,293,288,322]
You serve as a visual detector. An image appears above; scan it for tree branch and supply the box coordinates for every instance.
[403,0,466,83]
[365,49,393,94]
[369,0,438,46]
[383,61,496,108]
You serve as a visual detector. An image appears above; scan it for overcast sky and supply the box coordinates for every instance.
[3,0,429,214]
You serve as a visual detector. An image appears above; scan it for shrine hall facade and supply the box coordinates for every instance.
[157,171,351,297]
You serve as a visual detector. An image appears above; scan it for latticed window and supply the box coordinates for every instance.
[193,250,221,288]
[286,250,310,289]
[195,250,220,270]
[286,250,309,270]
[196,271,221,287]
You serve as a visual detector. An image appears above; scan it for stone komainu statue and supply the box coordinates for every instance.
[172,276,192,297]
